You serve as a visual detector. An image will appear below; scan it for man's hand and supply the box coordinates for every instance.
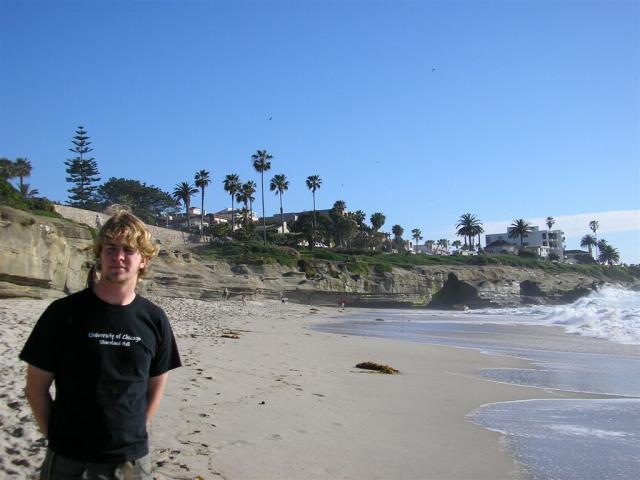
[147,373,168,422]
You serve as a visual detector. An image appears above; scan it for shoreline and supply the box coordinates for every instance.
[0,297,610,479]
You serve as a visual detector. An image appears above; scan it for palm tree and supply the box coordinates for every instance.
[456,213,482,249]
[223,174,241,235]
[270,174,289,234]
[589,220,600,259]
[0,157,16,180]
[580,234,597,258]
[19,183,39,199]
[370,212,385,232]
[452,240,462,251]
[411,228,422,247]
[351,210,366,226]
[243,180,257,218]
[471,224,484,250]
[235,187,251,223]
[596,239,609,259]
[251,149,273,245]
[546,216,555,231]
[172,182,198,232]
[14,158,32,190]
[544,216,556,253]
[194,169,211,239]
[391,224,404,251]
[305,175,322,233]
[437,239,450,252]
[332,200,347,216]
[508,219,532,249]
[598,243,620,265]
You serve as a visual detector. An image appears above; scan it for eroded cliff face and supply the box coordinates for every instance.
[0,207,94,298]
[137,253,603,308]
[0,207,608,307]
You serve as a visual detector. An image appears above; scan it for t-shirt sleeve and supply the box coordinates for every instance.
[19,302,64,373]
[149,310,181,377]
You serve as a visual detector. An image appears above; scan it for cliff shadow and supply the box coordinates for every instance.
[429,273,489,309]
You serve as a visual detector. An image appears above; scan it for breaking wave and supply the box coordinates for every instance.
[474,286,640,345]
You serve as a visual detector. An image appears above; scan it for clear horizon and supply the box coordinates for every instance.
[1,0,638,263]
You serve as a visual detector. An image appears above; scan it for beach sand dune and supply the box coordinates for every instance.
[2,296,580,479]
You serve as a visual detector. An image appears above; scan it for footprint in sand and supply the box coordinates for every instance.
[230,439,253,447]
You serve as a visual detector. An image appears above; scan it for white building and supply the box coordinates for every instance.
[414,241,449,256]
[485,226,565,260]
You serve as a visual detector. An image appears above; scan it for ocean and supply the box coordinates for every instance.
[314,286,640,480]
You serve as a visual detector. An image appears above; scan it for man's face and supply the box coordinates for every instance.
[100,235,146,285]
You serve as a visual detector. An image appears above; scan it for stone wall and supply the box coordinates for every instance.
[53,205,189,250]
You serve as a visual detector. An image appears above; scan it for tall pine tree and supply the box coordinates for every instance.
[65,126,100,208]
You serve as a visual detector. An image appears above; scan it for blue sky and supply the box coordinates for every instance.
[1,0,638,262]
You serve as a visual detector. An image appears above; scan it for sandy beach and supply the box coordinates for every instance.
[1,295,593,480]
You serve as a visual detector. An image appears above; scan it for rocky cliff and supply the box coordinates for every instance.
[138,253,602,308]
[0,207,627,307]
[0,207,94,299]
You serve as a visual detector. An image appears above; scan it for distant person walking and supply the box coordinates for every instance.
[223,288,229,301]
[339,296,346,311]
[241,294,247,306]
[85,265,99,289]
[20,208,181,479]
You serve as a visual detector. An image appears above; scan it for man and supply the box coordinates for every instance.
[20,208,181,479]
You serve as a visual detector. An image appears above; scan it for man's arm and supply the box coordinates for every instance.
[25,365,55,438]
[146,373,168,422]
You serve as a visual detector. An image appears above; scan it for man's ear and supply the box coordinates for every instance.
[139,257,148,271]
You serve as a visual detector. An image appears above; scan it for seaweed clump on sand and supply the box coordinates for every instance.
[355,362,399,374]
[221,329,240,339]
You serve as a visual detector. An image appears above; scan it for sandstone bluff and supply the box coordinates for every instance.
[0,206,630,307]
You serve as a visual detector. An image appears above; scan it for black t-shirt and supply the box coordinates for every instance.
[19,289,181,463]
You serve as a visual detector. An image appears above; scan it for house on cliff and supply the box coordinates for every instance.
[213,207,258,227]
[262,209,333,234]
[564,249,596,264]
[414,241,448,256]
[485,226,566,260]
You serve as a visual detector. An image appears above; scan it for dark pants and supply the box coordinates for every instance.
[39,449,152,480]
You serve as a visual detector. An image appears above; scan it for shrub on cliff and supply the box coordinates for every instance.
[346,258,369,275]
[0,179,58,217]
[0,179,27,208]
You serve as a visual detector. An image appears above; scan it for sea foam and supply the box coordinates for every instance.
[473,286,640,345]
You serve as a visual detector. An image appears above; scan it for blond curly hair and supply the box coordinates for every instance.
[93,205,159,278]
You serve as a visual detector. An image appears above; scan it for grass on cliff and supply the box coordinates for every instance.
[194,241,301,268]
[194,242,639,283]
